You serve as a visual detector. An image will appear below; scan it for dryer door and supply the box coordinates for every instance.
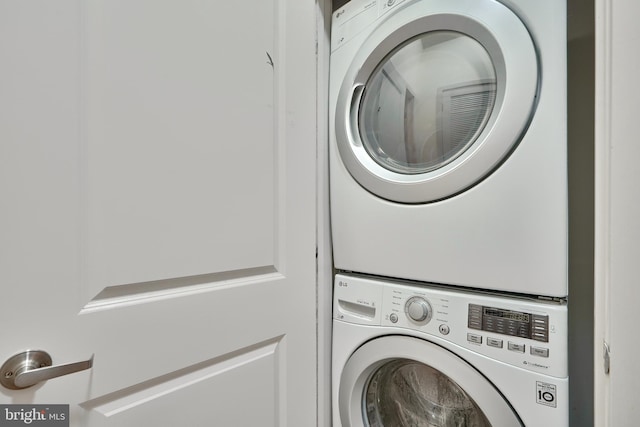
[339,336,523,427]
[335,0,538,203]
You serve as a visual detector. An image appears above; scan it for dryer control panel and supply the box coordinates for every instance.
[331,0,408,52]
[334,274,568,378]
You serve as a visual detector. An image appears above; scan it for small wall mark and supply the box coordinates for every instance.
[266,51,274,69]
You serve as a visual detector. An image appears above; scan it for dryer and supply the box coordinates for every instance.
[329,0,567,297]
[332,274,568,426]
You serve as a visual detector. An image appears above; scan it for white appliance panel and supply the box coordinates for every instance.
[329,0,567,297]
[332,274,569,427]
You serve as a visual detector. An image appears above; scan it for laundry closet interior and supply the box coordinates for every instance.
[320,0,595,426]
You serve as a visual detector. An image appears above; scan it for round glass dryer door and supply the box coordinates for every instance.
[335,0,538,203]
[359,31,496,177]
[338,336,523,427]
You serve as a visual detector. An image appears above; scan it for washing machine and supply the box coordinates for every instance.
[332,274,568,426]
[329,0,567,297]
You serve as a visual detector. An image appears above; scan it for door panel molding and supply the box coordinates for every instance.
[81,266,280,312]
[80,338,282,425]
[80,0,281,301]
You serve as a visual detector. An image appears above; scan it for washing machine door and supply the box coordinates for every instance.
[339,336,523,426]
[335,0,538,203]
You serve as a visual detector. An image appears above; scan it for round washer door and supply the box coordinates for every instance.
[339,336,523,427]
[335,0,538,203]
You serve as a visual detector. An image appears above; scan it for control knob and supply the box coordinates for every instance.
[405,296,432,323]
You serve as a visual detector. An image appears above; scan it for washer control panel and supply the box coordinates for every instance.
[334,274,567,378]
[468,304,549,342]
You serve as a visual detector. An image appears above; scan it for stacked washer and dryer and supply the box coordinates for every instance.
[329,0,568,426]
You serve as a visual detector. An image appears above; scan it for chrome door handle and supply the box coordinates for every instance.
[1,350,94,390]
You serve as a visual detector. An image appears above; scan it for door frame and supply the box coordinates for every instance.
[594,0,640,425]
[317,1,334,427]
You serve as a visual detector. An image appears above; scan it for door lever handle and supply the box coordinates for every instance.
[1,350,94,390]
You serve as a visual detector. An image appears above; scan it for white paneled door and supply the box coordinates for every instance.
[0,1,318,426]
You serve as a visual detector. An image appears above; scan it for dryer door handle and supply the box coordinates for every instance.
[348,84,365,144]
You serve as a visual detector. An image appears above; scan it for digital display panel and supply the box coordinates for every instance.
[483,307,530,323]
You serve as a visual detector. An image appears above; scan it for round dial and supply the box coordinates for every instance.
[405,297,432,323]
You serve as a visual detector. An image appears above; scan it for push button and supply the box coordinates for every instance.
[508,342,525,353]
[467,333,482,345]
[487,337,503,348]
[530,346,550,358]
